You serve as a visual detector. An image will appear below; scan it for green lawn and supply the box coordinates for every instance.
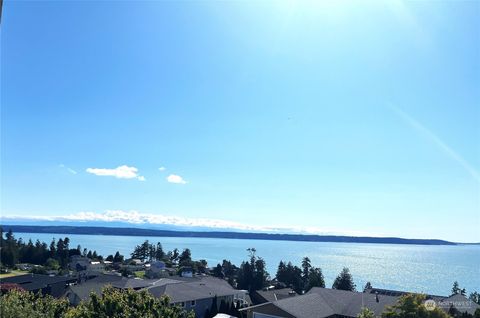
[134,271,145,278]
[0,270,27,278]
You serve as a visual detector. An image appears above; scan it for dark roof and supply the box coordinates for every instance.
[0,274,76,292]
[148,277,242,303]
[365,287,446,299]
[86,273,124,284]
[110,278,161,290]
[256,288,297,303]
[241,288,399,318]
[365,287,480,315]
[435,294,480,316]
[67,281,105,301]
[308,288,399,317]
[66,275,164,302]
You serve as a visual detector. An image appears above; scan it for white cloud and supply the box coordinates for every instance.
[59,164,77,175]
[167,174,187,184]
[158,167,166,171]
[86,165,145,181]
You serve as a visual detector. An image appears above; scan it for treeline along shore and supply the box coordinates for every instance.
[0,224,458,245]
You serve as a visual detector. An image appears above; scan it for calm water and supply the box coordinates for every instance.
[14,232,480,296]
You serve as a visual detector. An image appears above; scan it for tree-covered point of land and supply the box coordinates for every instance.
[0,287,194,318]
[0,228,83,270]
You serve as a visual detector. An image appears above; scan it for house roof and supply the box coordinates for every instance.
[256,288,297,302]
[365,287,480,315]
[241,288,399,318]
[307,287,399,317]
[435,294,480,315]
[67,281,105,301]
[66,274,164,302]
[365,287,446,299]
[110,278,161,289]
[148,277,242,303]
[0,274,76,292]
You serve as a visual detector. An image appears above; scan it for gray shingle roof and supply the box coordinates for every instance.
[257,288,297,302]
[307,287,399,317]
[148,277,240,303]
[66,275,163,302]
[273,293,336,318]
[436,294,480,315]
[241,288,400,318]
[0,274,76,293]
[67,281,105,301]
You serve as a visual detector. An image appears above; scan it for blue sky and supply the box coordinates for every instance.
[1,1,479,242]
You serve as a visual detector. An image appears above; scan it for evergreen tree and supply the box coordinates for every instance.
[301,257,311,281]
[332,267,356,291]
[306,267,325,291]
[155,242,165,260]
[469,292,480,305]
[113,251,124,263]
[178,248,193,267]
[213,264,224,278]
[50,239,57,258]
[276,261,287,284]
[364,281,373,292]
[170,248,180,263]
[451,281,466,296]
[237,249,268,292]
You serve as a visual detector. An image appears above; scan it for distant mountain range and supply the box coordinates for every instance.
[0,224,461,245]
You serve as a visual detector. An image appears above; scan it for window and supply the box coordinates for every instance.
[178,302,185,308]
[191,300,196,306]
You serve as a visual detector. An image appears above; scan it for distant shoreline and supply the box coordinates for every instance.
[0,224,464,246]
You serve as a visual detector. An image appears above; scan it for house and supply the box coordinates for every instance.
[364,287,480,316]
[0,274,77,298]
[242,287,480,318]
[64,274,159,305]
[147,276,247,318]
[145,261,169,278]
[239,287,400,318]
[434,293,480,316]
[16,263,33,271]
[69,255,104,273]
[123,259,145,272]
[180,267,193,278]
[149,260,166,272]
[69,255,90,271]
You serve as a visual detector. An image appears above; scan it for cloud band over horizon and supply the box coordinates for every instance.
[0,210,370,237]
